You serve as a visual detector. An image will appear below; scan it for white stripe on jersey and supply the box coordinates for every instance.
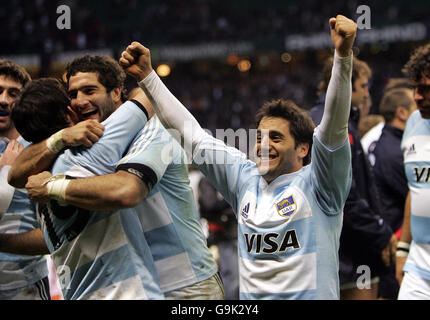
[410,187,430,218]
[136,192,174,233]
[0,212,23,233]
[198,139,247,159]
[118,118,159,166]
[51,213,128,272]
[403,135,430,163]
[155,252,198,293]
[80,274,148,300]
[122,117,155,158]
[238,186,313,227]
[239,252,317,294]
[65,165,96,179]
[406,243,430,277]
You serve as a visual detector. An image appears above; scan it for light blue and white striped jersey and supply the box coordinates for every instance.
[117,117,218,293]
[37,101,164,300]
[0,136,48,291]
[192,132,351,300]
[401,110,430,281]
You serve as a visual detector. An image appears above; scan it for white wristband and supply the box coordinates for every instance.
[396,251,409,258]
[46,130,65,154]
[46,175,70,205]
[397,241,411,251]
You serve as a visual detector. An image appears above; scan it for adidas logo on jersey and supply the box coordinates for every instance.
[241,203,250,219]
[406,144,416,156]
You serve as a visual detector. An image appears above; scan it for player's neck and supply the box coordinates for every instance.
[0,126,19,141]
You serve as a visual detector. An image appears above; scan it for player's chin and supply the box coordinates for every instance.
[257,159,278,176]
[418,106,430,119]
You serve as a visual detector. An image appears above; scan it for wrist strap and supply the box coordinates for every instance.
[397,241,411,251]
[46,175,70,205]
[396,251,409,258]
[46,130,65,154]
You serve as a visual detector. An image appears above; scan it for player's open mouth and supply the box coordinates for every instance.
[81,109,98,119]
[257,153,278,162]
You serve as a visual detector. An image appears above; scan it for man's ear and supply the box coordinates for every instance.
[396,106,409,122]
[67,106,80,125]
[110,87,122,105]
[297,143,310,160]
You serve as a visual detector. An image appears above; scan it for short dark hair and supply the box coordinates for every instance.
[0,60,31,87]
[12,78,70,144]
[255,99,315,165]
[403,43,430,82]
[384,78,413,92]
[379,88,414,123]
[317,56,372,96]
[66,54,127,102]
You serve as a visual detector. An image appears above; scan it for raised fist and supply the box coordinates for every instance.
[119,42,153,82]
[330,15,357,57]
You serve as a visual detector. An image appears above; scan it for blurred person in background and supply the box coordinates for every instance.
[371,87,416,299]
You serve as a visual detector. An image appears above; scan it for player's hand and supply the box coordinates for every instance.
[381,234,398,267]
[26,171,52,203]
[329,15,357,57]
[119,42,153,82]
[0,140,24,168]
[62,120,105,148]
[395,255,407,285]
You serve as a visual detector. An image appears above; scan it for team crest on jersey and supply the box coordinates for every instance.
[276,196,297,218]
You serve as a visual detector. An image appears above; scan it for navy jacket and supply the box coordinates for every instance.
[372,124,408,233]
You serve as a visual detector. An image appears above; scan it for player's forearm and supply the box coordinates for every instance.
[317,52,353,148]
[138,71,206,151]
[400,191,412,244]
[64,172,149,211]
[0,229,49,255]
[8,141,57,188]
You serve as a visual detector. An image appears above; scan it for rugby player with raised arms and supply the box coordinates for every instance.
[119,14,357,299]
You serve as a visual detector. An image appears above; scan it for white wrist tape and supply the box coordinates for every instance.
[46,130,65,154]
[396,251,409,258]
[46,175,70,205]
[397,241,411,251]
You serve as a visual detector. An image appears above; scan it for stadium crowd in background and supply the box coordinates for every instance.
[0,1,429,301]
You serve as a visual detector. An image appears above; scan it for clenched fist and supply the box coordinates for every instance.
[62,120,105,148]
[26,171,52,203]
[119,42,154,82]
[330,15,357,57]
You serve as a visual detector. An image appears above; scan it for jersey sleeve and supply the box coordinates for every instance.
[310,134,352,216]
[192,132,255,211]
[115,117,171,190]
[52,100,148,177]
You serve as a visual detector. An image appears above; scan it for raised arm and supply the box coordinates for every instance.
[119,43,206,153]
[317,15,357,148]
